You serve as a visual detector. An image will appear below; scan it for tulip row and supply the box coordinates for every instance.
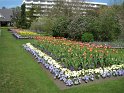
[23,43,124,86]
[10,29,39,39]
[33,36,124,70]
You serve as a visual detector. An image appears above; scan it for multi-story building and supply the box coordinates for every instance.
[22,0,107,17]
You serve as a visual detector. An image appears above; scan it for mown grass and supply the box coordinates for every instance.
[0,28,124,93]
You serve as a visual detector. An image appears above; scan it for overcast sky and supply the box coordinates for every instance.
[0,0,124,8]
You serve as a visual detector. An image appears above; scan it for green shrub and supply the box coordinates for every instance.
[82,33,94,42]
[30,17,54,34]
[66,16,95,40]
[52,16,70,38]
[91,7,121,41]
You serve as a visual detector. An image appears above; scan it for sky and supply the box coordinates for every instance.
[0,0,22,8]
[89,0,124,5]
[0,0,124,8]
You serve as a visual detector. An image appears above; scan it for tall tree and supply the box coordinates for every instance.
[26,3,39,27]
[20,3,27,28]
[35,4,42,16]
[11,6,21,28]
[116,2,124,41]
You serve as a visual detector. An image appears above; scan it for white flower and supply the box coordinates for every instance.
[24,43,124,81]
[94,68,100,73]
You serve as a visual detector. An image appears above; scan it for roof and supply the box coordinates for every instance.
[0,9,13,22]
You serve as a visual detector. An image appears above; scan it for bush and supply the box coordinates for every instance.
[66,16,83,40]
[66,16,95,40]
[30,17,54,34]
[31,6,121,42]
[82,33,94,42]
[52,16,70,38]
[91,7,121,41]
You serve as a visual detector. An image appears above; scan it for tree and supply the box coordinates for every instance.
[52,16,71,37]
[11,6,21,28]
[91,7,121,41]
[30,17,54,34]
[66,16,94,40]
[65,7,121,41]
[20,3,27,28]
[114,2,124,41]
[26,3,42,28]
[35,4,42,16]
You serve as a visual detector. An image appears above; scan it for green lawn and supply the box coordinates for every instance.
[0,28,124,93]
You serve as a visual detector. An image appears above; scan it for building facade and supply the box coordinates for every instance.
[0,9,13,26]
[22,0,107,17]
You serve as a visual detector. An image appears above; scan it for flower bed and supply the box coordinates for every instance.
[33,36,124,71]
[23,43,124,86]
[10,29,39,39]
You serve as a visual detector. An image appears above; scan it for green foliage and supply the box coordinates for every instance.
[30,17,54,35]
[86,9,99,17]
[66,16,95,40]
[52,16,70,37]
[114,2,124,41]
[94,7,121,41]
[82,33,94,42]
[33,35,124,70]
[67,16,83,40]
[26,4,38,27]
[85,7,121,41]
[20,3,28,29]
[11,7,21,28]
[1,28,124,93]
[30,5,121,42]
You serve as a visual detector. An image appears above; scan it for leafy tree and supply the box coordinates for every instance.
[97,7,121,41]
[26,3,37,28]
[30,17,54,34]
[11,6,21,28]
[66,16,94,40]
[35,4,42,16]
[52,16,70,37]
[115,2,124,41]
[20,3,28,28]
[29,0,121,42]
[86,9,99,17]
